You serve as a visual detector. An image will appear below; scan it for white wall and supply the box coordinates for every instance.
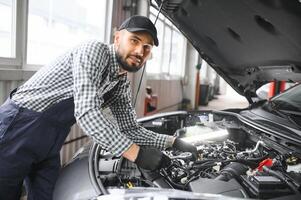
[182,42,200,109]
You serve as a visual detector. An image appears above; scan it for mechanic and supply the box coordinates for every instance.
[0,15,197,200]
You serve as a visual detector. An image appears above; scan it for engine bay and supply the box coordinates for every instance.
[96,111,301,199]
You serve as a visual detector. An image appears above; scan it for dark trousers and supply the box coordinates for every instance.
[0,95,75,200]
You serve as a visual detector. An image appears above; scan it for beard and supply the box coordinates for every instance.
[115,48,143,73]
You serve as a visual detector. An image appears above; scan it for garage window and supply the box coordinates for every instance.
[0,0,16,58]
[27,0,110,65]
[0,0,112,73]
[147,7,186,78]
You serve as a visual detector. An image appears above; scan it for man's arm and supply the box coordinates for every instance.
[110,80,197,159]
[72,44,135,157]
[122,143,139,162]
[109,80,174,150]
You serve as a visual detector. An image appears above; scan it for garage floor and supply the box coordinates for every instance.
[199,86,249,111]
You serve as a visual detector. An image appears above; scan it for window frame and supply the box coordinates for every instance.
[0,0,113,78]
[0,0,26,69]
[147,10,187,80]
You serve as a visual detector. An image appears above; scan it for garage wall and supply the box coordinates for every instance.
[144,42,200,114]
[146,79,183,112]
[60,126,90,165]
[0,81,22,103]
[182,42,201,109]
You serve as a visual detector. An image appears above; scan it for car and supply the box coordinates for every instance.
[53,0,301,199]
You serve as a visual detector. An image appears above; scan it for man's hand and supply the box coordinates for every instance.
[172,137,198,159]
[134,148,171,171]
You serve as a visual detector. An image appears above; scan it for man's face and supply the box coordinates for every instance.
[114,30,153,72]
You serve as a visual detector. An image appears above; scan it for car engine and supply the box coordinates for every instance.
[96,111,301,199]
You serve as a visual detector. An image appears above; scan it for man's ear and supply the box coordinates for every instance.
[114,31,121,45]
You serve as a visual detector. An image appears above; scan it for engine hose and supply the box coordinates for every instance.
[194,159,217,165]
[192,163,217,170]
[222,155,268,168]
[215,162,248,181]
[225,159,257,167]
[140,169,173,189]
[193,155,267,171]
[240,141,265,154]
[193,158,256,169]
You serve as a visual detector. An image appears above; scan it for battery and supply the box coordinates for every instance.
[241,175,292,199]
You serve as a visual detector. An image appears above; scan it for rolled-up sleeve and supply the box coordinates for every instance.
[72,45,133,156]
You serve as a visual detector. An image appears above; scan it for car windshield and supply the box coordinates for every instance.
[262,84,301,129]
[271,83,301,112]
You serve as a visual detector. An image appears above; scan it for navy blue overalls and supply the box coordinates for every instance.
[0,89,76,200]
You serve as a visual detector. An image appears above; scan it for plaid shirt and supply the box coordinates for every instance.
[12,41,173,156]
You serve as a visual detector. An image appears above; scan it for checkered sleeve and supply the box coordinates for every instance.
[72,43,133,156]
[110,81,174,150]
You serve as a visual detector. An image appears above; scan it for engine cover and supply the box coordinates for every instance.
[188,178,247,198]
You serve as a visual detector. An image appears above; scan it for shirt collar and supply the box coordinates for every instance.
[109,44,127,81]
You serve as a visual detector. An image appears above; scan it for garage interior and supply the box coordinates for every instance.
[0,0,249,166]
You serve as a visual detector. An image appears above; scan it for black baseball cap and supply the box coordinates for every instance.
[118,15,159,46]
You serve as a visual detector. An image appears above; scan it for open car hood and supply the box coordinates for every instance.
[152,0,301,102]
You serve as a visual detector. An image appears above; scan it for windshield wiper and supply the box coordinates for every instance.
[271,99,300,112]
[267,101,301,129]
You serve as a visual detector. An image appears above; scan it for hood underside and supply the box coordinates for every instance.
[152,0,301,100]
